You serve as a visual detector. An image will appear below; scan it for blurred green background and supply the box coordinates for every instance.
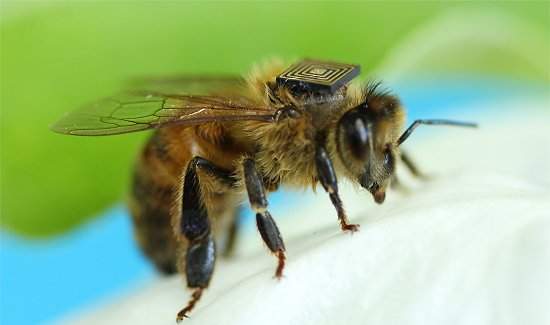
[1,2,548,237]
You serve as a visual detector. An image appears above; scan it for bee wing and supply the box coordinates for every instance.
[52,77,275,136]
[127,75,249,96]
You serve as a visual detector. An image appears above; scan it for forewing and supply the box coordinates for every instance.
[128,75,248,97]
[51,92,274,136]
[52,76,275,136]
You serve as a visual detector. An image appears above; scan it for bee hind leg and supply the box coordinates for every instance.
[243,158,286,279]
[176,157,234,322]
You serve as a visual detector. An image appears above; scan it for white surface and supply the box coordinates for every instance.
[61,100,550,325]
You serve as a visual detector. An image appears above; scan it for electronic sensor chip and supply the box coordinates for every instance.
[276,60,360,94]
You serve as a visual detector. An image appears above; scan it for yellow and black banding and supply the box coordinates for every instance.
[276,60,360,94]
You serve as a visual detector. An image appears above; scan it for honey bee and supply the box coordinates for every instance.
[52,59,476,321]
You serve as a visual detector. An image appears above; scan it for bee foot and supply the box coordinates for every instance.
[176,288,204,322]
[273,249,286,279]
[341,223,360,233]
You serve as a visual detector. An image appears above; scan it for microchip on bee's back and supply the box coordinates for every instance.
[276,59,360,95]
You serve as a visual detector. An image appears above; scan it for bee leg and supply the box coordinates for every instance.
[316,144,360,233]
[390,174,411,193]
[222,207,242,258]
[400,150,427,179]
[177,235,214,322]
[243,158,286,279]
[390,174,401,189]
[176,157,233,322]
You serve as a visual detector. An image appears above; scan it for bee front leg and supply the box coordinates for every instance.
[243,158,286,278]
[176,157,233,322]
[315,144,359,232]
[400,150,427,179]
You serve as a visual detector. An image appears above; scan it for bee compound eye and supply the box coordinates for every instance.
[383,147,395,172]
[343,112,370,160]
[353,117,369,145]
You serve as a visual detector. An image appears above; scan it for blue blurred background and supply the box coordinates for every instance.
[1,2,548,324]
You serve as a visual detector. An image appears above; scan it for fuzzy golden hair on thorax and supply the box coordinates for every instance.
[245,58,287,106]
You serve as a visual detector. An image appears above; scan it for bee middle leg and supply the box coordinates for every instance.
[176,156,234,322]
[315,144,359,232]
[243,158,286,278]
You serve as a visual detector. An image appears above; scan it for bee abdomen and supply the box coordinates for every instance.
[130,168,179,274]
[129,133,184,274]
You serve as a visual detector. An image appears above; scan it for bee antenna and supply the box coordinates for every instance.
[397,119,478,146]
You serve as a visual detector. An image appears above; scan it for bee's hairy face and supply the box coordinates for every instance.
[335,91,403,204]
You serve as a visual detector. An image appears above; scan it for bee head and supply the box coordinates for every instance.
[336,83,404,204]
